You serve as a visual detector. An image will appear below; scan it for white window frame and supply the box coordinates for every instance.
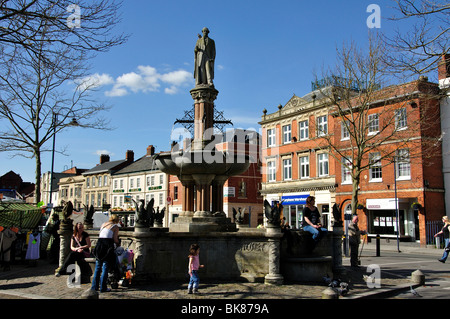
[395,107,407,130]
[396,149,411,180]
[341,120,350,140]
[368,113,379,135]
[369,152,382,182]
[317,115,328,136]
[282,124,291,144]
[299,155,310,179]
[283,158,292,180]
[342,157,352,184]
[267,128,276,147]
[318,153,329,177]
[267,160,276,182]
[299,120,309,141]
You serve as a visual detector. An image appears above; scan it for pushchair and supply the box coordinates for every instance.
[108,238,135,289]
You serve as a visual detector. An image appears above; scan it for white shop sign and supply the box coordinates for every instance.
[366,198,398,210]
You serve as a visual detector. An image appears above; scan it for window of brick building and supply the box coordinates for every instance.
[396,148,410,180]
[282,125,291,144]
[267,128,276,147]
[299,155,309,179]
[342,157,352,183]
[318,153,329,176]
[395,107,407,130]
[283,158,292,180]
[317,115,328,136]
[299,120,309,140]
[369,152,382,181]
[267,161,276,182]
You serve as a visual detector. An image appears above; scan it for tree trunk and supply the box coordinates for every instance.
[34,151,41,204]
[351,170,361,216]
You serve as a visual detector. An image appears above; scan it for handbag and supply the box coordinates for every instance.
[73,235,91,258]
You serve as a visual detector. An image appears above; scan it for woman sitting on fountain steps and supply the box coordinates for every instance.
[301,196,328,250]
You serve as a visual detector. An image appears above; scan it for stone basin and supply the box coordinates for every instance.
[154,149,252,177]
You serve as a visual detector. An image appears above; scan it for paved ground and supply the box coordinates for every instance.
[0,240,433,301]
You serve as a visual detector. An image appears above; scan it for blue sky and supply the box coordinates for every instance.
[1,0,404,184]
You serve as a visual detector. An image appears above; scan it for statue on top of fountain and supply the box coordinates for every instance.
[194,27,215,87]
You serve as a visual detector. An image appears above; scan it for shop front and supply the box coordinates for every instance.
[365,198,417,241]
[265,192,332,230]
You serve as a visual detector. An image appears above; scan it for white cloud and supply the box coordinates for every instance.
[164,86,178,95]
[99,65,193,97]
[160,70,192,86]
[76,73,114,91]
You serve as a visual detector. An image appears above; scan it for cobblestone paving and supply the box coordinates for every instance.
[0,258,410,300]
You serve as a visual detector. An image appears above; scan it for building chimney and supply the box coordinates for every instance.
[147,145,155,156]
[100,154,110,164]
[126,150,134,162]
[438,54,450,81]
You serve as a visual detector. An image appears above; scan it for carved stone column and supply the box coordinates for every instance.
[211,175,228,216]
[264,225,284,285]
[192,173,215,217]
[58,219,73,269]
[190,86,219,151]
[331,226,346,276]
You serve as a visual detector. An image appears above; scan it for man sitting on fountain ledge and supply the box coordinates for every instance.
[301,196,328,251]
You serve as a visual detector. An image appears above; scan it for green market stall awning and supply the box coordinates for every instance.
[0,202,43,231]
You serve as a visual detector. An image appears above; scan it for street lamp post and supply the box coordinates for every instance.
[48,112,80,207]
[393,157,401,253]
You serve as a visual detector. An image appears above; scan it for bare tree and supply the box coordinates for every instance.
[0,0,128,203]
[0,0,128,59]
[382,0,449,77]
[314,38,442,215]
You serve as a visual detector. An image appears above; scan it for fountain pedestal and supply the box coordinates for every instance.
[156,84,251,233]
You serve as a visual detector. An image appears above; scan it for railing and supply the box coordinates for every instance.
[426,220,444,248]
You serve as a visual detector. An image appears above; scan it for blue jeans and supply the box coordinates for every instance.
[91,259,110,292]
[303,225,328,242]
[442,238,449,261]
[188,270,199,289]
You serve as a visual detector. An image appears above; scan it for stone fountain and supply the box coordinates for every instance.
[155,27,251,232]
[85,28,341,287]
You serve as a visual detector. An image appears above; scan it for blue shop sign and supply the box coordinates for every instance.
[281,194,308,205]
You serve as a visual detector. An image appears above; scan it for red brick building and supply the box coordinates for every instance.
[260,77,445,245]
[334,78,444,246]
[259,90,338,229]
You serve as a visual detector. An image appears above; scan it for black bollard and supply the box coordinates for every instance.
[376,234,380,257]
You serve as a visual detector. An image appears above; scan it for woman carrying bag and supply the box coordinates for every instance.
[90,215,120,293]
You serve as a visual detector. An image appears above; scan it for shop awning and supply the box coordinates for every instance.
[0,202,43,231]
[281,194,309,205]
